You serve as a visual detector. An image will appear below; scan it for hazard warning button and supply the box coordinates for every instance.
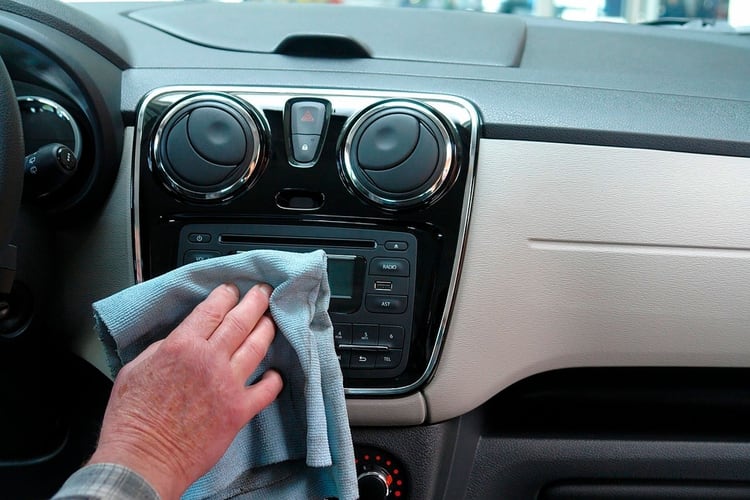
[290,101,327,136]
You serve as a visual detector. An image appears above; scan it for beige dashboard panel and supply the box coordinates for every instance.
[347,395,426,426]
[424,139,750,423]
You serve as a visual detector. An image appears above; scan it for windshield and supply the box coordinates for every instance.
[63,0,750,30]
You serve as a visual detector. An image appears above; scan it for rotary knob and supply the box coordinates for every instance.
[339,100,458,210]
[355,446,406,499]
[358,466,391,500]
[152,93,270,201]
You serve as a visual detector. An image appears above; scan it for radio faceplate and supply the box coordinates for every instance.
[178,224,418,379]
[134,86,479,395]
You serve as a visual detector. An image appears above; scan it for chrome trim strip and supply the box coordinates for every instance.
[132,86,480,397]
[337,344,390,351]
[133,114,144,284]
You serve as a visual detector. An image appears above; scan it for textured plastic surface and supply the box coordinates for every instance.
[127,3,526,67]
[425,139,750,423]
[541,482,750,499]
[63,3,749,162]
[464,437,750,499]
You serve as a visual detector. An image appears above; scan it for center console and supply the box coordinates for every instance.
[133,87,479,394]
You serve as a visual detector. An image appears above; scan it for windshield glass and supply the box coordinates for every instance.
[63,0,750,29]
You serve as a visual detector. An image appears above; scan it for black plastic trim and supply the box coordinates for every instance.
[481,367,750,440]
[482,123,750,159]
[541,481,750,500]
[275,34,371,59]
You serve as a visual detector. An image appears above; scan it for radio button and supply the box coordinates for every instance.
[353,324,378,345]
[376,350,402,369]
[366,294,408,314]
[379,325,405,348]
[184,250,220,264]
[188,233,212,243]
[385,241,408,251]
[350,350,376,369]
[370,258,409,277]
[333,323,353,345]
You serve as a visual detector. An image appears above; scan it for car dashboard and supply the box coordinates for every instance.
[1,1,750,498]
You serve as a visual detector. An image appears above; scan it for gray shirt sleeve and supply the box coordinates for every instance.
[52,463,159,500]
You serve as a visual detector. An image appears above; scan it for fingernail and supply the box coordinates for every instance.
[257,283,273,297]
[223,283,239,296]
[268,368,285,388]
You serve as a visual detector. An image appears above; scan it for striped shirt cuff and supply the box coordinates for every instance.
[52,463,159,500]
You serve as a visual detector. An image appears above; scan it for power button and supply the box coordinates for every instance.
[188,233,212,243]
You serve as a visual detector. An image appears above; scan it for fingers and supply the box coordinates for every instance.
[241,369,284,418]
[208,283,272,353]
[230,314,276,379]
[175,284,240,340]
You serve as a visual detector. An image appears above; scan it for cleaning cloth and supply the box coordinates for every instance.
[92,249,358,500]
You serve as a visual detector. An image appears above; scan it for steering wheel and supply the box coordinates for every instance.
[0,55,24,299]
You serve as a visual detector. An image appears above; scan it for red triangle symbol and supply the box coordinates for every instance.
[301,110,315,122]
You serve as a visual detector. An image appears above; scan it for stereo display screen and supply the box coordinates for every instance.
[327,257,356,299]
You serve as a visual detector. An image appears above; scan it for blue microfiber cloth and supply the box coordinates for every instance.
[92,249,359,500]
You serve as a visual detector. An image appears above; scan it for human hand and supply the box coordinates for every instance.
[88,283,284,500]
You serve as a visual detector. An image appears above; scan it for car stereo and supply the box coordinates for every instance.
[133,86,479,395]
[178,223,418,379]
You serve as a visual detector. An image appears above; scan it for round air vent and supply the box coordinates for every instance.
[339,100,458,209]
[151,93,269,201]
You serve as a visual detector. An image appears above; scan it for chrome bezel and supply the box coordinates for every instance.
[339,100,457,210]
[17,95,83,159]
[150,93,269,201]
[133,86,480,397]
